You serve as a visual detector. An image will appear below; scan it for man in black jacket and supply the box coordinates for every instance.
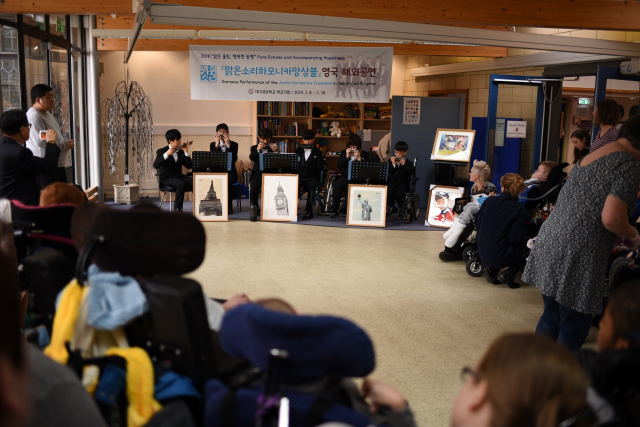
[330,134,369,218]
[0,109,60,206]
[296,129,325,220]
[153,129,192,212]
[210,123,239,214]
[248,128,274,215]
[386,141,415,218]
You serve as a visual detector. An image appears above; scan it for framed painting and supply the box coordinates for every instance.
[425,185,465,229]
[431,128,476,163]
[193,173,228,221]
[261,173,299,222]
[346,184,387,228]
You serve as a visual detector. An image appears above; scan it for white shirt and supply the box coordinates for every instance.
[26,107,69,167]
[163,144,189,162]
[220,144,227,152]
[304,149,311,161]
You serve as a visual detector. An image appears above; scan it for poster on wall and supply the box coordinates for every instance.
[430,129,476,163]
[190,46,393,102]
[403,97,420,124]
[425,185,465,228]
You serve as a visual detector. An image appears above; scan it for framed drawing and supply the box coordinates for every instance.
[431,128,476,163]
[346,184,387,228]
[261,173,299,222]
[425,185,465,228]
[193,173,228,221]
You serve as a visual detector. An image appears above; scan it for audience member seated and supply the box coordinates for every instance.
[476,173,528,288]
[571,129,591,166]
[469,160,497,196]
[386,141,415,219]
[153,128,192,212]
[0,251,107,427]
[39,182,86,207]
[0,110,60,206]
[439,160,497,261]
[330,134,370,218]
[579,282,640,426]
[451,333,595,427]
[205,299,416,427]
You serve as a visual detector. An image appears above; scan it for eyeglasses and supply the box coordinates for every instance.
[460,366,479,382]
[23,123,32,128]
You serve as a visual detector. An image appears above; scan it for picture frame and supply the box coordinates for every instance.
[431,128,476,163]
[425,185,465,229]
[261,173,299,222]
[346,184,387,228]
[193,173,228,221]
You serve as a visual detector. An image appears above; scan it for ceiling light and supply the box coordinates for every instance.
[198,30,304,41]
[306,33,410,43]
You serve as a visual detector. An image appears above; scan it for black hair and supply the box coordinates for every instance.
[0,251,23,369]
[571,129,591,165]
[0,109,29,135]
[216,123,229,133]
[302,129,316,141]
[607,281,640,349]
[347,134,362,150]
[258,128,273,141]
[394,141,409,152]
[165,129,181,143]
[617,114,640,151]
[30,83,53,105]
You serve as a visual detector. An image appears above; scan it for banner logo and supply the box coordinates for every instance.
[200,65,217,82]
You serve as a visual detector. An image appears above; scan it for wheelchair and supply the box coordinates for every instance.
[400,157,420,223]
[317,170,345,216]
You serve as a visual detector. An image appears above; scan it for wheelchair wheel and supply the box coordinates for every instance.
[466,256,484,277]
[405,199,414,224]
[412,195,420,222]
[462,245,475,262]
[317,199,327,216]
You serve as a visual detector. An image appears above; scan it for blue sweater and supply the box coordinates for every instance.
[476,191,528,269]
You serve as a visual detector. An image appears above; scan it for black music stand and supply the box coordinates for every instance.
[259,153,297,174]
[192,151,233,173]
[347,161,389,185]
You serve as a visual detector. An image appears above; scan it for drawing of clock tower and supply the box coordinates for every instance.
[274,182,289,216]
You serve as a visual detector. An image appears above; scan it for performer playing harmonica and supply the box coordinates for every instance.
[153,129,192,212]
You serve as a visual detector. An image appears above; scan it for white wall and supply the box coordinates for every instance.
[99,50,406,195]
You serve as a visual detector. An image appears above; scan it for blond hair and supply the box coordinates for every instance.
[471,160,491,182]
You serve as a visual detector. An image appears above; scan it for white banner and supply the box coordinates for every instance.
[190,46,393,102]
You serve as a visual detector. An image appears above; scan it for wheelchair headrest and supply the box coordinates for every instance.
[71,203,206,277]
[220,304,376,379]
[10,199,76,233]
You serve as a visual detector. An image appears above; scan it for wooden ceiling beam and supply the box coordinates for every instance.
[2,1,639,31]
[96,38,508,57]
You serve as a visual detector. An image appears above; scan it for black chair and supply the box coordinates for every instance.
[156,173,192,212]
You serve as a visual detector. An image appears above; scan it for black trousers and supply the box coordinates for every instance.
[332,176,349,212]
[162,175,192,210]
[387,185,409,209]
[38,167,68,190]
[299,176,319,212]
[250,174,262,207]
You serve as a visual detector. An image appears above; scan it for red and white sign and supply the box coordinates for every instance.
[506,121,527,138]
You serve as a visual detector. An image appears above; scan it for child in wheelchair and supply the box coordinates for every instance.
[386,141,415,219]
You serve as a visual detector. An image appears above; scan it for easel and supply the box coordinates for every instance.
[433,160,469,191]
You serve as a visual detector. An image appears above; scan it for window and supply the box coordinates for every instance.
[0,24,20,110]
[1,27,17,52]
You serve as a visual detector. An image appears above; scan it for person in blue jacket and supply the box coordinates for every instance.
[476,173,528,288]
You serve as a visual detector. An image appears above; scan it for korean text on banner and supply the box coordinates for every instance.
[190,46,393,102]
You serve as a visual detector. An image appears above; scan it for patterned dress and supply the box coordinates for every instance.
[522,151,640,315]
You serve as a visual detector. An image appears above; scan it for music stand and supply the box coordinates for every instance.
[192,151,233,173]
[259,153,297,174]
[347,161,389,185]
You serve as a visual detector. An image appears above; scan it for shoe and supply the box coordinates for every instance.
[330,213,339,218]
[386,206,398,215]
[398,212,406,219]
[302,211,313,220]
[499,268,520,288]
[439,251,461,262]
[228,206,234,214]
[174,208,183,212]
[485,268,501,285]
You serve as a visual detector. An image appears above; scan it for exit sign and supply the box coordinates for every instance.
[579,99,591,105]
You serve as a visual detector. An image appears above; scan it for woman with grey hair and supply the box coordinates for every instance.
[523,114,640,351]
[469,160,497,196]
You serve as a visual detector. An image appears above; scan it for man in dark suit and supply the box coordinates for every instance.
[345,56,356,100]
[330,134,370,218]
[371,56,384,97]
[153,129,192,212]
[248,128,274,215]
[355,55,367,100]
[210,123,239,214]
[376,63,390,97]
[0,109,60,206]
[386,141,415,218]
[296,129,325,220]
[335,60,346,99]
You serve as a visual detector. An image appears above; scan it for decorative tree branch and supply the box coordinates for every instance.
[101,70,153,187]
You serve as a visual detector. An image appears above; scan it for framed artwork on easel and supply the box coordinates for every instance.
[425,185,465,229]
[431,128,476,163]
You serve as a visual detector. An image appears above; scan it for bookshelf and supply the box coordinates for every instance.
[256,100,393,168]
